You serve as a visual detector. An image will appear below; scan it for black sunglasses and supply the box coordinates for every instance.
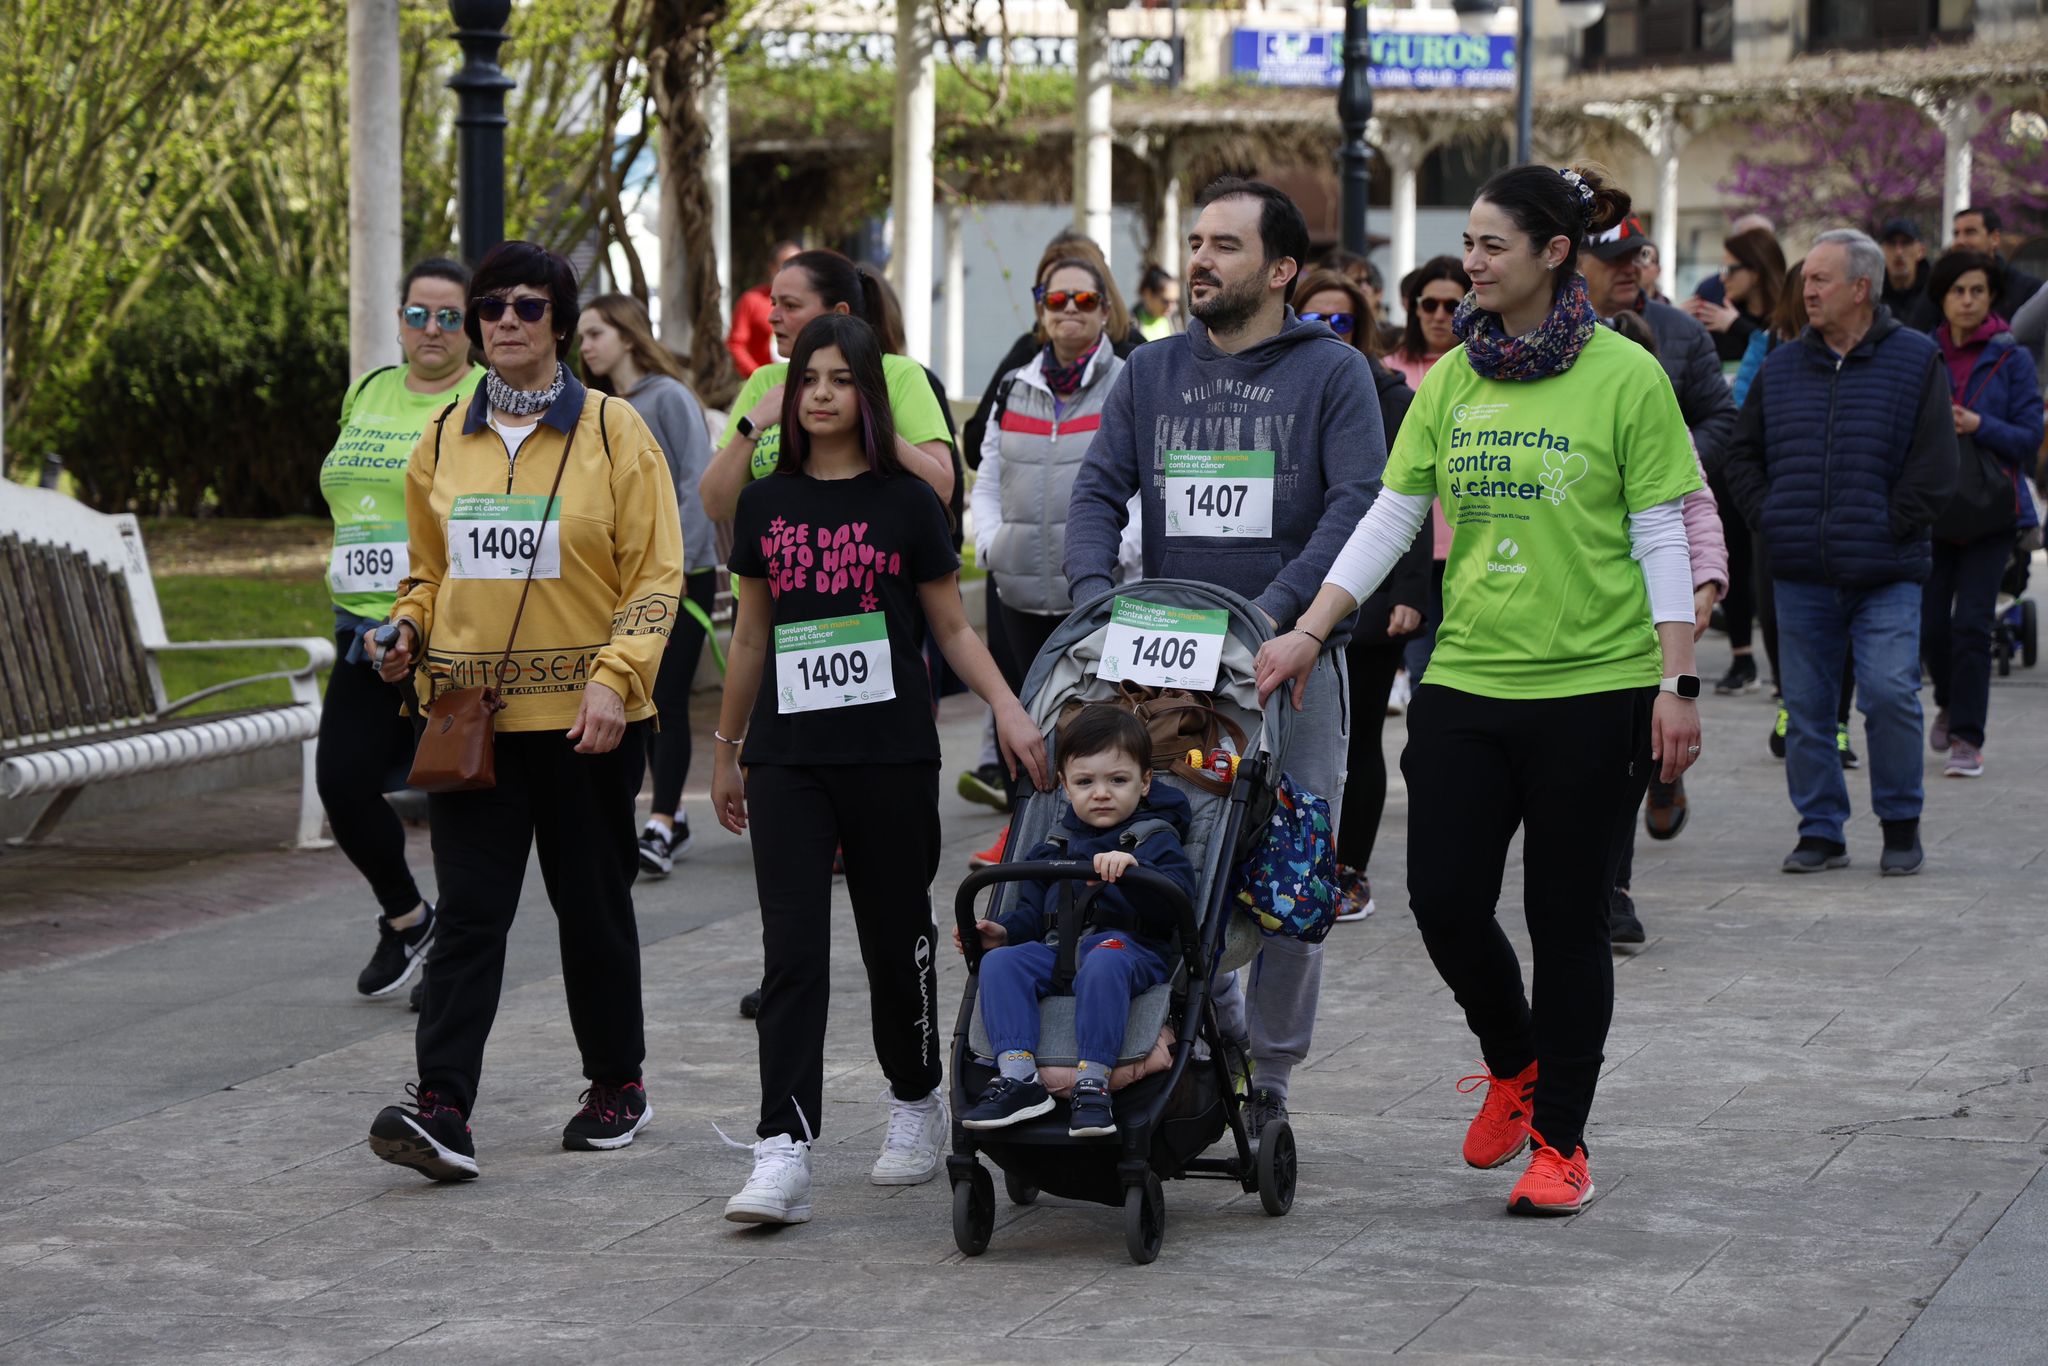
[1415,297,1460,316]
[474,296,552,324]
[402,305,464,331]
[1299,311,1355,335]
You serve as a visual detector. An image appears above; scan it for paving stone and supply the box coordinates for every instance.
[362,1319,809,1365]
[0,1312,435,1366]
[288,1249,749,1324]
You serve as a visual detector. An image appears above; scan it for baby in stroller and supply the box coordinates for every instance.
[954,705,1196,1139]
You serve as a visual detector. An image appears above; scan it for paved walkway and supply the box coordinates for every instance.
[1,619,2045,1364]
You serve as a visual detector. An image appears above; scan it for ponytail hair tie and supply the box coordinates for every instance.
[1558,168,1598,227]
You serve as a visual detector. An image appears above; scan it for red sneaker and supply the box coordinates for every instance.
[968,832,1007,870]
[1507,1143,1593,1216]
[1455,1061,1537,1169]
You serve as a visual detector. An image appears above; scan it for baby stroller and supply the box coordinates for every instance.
[947,579,1296,1264]
[1991,540,2038,675]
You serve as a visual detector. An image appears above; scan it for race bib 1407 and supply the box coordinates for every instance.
[446,493,563,580]
[775,612,896,714]
[1098,595,1228,691]
[1163,450,1275,538]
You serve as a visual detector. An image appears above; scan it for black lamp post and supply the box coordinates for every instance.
[449,0,515,265]
[1336,0,1373,255]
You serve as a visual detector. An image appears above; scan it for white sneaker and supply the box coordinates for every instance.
[870,1088,947,1186]
[1387,670,1412,716]
[670,814,694,861]
[724,1133,812,1224]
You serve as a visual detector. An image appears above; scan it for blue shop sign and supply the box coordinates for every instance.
[1231,29,1515,90]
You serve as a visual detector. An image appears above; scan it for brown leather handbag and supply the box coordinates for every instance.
[1058,681,1249,797]
[405,418,578,793]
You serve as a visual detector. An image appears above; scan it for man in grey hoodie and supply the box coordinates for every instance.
[1065,177,1388,1144]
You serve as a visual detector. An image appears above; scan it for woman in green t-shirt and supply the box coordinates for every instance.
[699,248,956,522]
[316,257,485,1007]
[1255,163,1704,1219]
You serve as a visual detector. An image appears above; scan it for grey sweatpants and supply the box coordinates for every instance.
[1215,646,1349,1101]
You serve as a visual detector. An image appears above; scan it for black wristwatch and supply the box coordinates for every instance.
[735,414,759,441]
[1659,674,1702,700]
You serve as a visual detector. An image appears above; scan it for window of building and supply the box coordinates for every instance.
[1581,0,1734,69]
[1808,0,1975,49]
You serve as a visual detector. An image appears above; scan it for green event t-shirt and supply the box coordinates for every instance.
[1382,326,1701,700]
[719,352,952,480]
[318,363,485,620]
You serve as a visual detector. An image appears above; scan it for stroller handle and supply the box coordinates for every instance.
[953,861,1201,975]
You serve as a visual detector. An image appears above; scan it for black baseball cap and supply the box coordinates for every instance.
[1585,216,1652,261]
[1878,218,1921,243]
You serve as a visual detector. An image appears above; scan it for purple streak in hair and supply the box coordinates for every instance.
[857,387,884,475]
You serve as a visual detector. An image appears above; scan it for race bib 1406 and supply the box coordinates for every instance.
[446,493,563,580]
[775,612,896,714]
[1098,595,1228,691]
[1163,450,1275,538]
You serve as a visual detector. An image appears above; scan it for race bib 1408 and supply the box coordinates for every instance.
[446,493,563,580]
[775,612,896,714]
[1098,595,1228,691]
[1163,450,1275,538]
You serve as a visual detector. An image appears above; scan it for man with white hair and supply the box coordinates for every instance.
[1722,229,1957,877]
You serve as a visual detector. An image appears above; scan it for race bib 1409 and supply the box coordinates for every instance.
[1163,450,1275,538]
[775,612,896,714]
[446,493,563,580]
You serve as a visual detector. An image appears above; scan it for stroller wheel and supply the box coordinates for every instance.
[1256,1118,1297,1216]
[2023,599,2038,668]
[1003,1169,1039,1206]
[1123,1171,1166,1265]
[952,1164,995,1257]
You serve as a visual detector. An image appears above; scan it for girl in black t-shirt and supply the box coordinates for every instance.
[712,315,1048,1226]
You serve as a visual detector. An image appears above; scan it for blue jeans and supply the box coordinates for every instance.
[979,932,1168,1070]
[1774,578,1925,845]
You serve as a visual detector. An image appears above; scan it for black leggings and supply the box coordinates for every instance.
[416,722,649,1116]
[315,630,424,919]
[1713,473,1756,652]
[746,762,943,1141]
[1337,635,1405,872]
[1401,684,1652,1158]
[646,569,718,817]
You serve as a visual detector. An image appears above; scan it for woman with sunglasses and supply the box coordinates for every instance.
[970,257,1128,791]
[319,258,486,1006]
[1292,267,1427,925]
[365,241,683,1181]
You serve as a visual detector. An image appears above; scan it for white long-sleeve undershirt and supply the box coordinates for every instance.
[1322,491,1694,625]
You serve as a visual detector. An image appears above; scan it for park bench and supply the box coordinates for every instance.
[0,479,333,848]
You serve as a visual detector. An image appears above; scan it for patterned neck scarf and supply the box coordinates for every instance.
[486,361,567,417]
[1453,275,1599,383]
[1040,337,1101,397]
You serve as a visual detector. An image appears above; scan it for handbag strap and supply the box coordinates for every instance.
[489,397,591,687]
[1959,346,2017,414]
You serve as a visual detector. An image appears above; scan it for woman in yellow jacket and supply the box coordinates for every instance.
[364,241,683,1182]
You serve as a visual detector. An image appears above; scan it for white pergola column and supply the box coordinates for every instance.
[892,0,936,363]
[1644,109,1691,288]
[1382,129,1427,316]
[1911,89,1989,243]
[942,201,965,395]
[1073,0,1114,260]
[347,0,403,376]
[1155,172,1182,278]
[707,71,732,328]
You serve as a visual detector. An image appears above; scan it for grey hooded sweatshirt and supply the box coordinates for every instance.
[1064,310,1387,646]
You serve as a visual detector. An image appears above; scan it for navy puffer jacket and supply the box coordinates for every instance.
[1723,307,1958,587]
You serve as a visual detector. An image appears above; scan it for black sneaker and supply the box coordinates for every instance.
[955,762,1011,813]
[357,906,434,998]
[1880,820,1924,877]
[1244,1087,1288,1148]
[563,1080,651,1150]
[1768,706,1788,759]
[1713,655,1759,694]
[1608,888,1646,944]
[1782,837,1850,873]
[369,1084,478,1181]
[961,1076,1055,1130]
[740,986,763,1019]
[1068,1080,1117,1138]
[637,823,674,878]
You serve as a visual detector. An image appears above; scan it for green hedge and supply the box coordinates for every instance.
[50,267,349,517]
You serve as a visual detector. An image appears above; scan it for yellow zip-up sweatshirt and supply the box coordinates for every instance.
[391,375,683,732]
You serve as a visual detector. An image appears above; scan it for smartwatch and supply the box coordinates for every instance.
[1659,674,1702,700]
[735,414,759,441]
